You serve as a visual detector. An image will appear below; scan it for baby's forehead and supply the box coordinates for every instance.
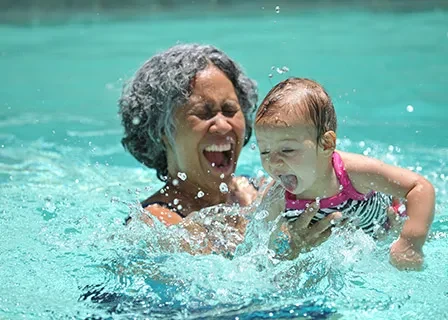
[256,97,312,125]
[255,123,316,143]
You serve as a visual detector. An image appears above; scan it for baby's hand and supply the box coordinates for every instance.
[277,202,344,259]
[389,237,424,271]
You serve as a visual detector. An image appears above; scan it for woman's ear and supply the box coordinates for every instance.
[162,135,169,146]
[320,131,336,154]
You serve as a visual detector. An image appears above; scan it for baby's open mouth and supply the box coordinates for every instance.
[279,174,298,193]
[203,143,234,172]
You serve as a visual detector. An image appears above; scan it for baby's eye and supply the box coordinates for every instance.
[281,149,295,153]
[260,151,270,155]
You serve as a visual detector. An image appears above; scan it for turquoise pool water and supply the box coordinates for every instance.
[1,6,447,319]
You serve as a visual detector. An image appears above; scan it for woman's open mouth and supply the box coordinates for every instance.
[203,143,234,175]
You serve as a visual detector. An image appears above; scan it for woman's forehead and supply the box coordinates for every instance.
[190,65,236,97]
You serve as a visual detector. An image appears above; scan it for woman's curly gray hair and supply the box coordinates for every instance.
[119,43,258,181]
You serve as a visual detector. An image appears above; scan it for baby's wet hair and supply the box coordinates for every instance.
[255,78,337,144]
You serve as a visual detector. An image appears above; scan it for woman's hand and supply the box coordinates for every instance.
[181,207,249,256]
[228,176,259,206]
[273,202,343,259]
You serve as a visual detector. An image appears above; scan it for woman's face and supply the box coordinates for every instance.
[166,65,246,193]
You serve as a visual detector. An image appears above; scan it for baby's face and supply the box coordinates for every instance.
[255,123,321,195]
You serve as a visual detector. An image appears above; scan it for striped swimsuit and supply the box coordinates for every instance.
[283,152,405,234]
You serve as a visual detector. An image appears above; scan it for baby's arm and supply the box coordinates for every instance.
[343,151,435,270]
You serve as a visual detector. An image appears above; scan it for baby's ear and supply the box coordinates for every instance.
[320,131,336,153]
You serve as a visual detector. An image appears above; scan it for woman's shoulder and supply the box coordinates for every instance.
[126,192,183,227]
[143,203,183,226]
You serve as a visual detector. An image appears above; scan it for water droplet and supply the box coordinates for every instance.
[75,179,79,184]
[276,66,289,74]
[388,145,394,152]
[220,173,224,179]
[275,5,280,13]
[173,198,179,205]
[315,197,320,206]
[254,210,269,220]
[197,190,204,198]
[177,205,182,211]
[219,182,229,193]
[52,130,55,134]
[172,179,179,186]
[132,116,141,125]
[406,105,414,112]
[211,162,216,167]
[268,73,273,78]
[250,143,256,150]
[177,172,187,181]
[359,141,365,148]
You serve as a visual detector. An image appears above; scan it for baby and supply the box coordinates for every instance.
[255,78,435,270]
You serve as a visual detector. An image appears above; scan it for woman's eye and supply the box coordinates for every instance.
[223,110,237,117]
[222,106,238,117]
[260,151,270,155]
[193,110,212,119]
[282,149,295,153]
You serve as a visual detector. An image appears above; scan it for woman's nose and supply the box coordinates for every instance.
[209,113,232,135]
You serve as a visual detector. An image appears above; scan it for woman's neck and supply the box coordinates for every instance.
[162,176,231,215]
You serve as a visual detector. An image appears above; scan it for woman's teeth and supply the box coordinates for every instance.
[204,143,232,152]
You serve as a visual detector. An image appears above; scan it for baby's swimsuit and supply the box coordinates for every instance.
[283,152,405,234]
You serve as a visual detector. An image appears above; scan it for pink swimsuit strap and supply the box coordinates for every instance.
[285,152,373,210]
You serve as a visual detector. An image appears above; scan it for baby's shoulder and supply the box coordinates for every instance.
[337,150,382,174]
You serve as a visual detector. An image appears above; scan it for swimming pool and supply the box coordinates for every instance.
[1,4,447,319]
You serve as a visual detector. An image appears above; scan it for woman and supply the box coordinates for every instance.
[119,43,338,253]
[119,43,258,225]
